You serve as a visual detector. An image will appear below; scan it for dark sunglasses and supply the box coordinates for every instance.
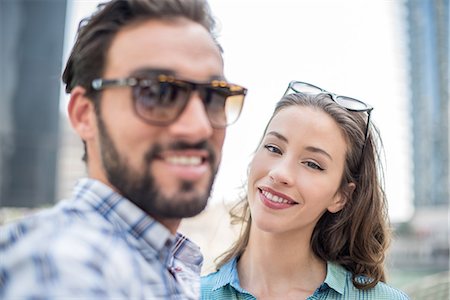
[92,72,247,129]
[284,80,373,144]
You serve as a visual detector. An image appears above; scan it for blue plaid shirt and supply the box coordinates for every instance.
[0,178,203,299]
[201,257,410,299]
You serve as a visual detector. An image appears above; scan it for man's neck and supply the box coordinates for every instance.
[152,216,181,235]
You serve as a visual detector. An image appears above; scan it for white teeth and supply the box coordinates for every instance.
[261,190,293,204]
[166,156,202,166]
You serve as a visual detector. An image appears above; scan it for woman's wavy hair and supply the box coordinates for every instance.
[215,92,390,290]
[61,0,219,162]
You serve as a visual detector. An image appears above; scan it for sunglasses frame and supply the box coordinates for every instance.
[91,73,247,129]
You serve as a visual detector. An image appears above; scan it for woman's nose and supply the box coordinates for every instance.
[268,161,294,186]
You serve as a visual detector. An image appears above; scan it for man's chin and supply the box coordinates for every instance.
[151,197,208,219]
[149,199,207,232]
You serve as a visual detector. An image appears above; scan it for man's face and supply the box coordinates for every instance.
[91,18,225,230]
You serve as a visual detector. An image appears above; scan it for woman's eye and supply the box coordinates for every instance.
[264,144,282,155]
[304,161,324,171]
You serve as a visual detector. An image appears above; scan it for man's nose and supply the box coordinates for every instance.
[167,92,214,143]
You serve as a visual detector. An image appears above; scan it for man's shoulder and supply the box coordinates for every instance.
[0,203,140,299]
[0,201,122,257]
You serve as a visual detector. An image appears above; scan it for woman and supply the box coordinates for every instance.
[201,81,409,299]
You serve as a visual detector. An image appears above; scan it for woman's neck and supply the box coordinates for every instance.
[237,227,327,299]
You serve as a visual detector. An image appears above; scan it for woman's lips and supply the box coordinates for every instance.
[258,187,298,210]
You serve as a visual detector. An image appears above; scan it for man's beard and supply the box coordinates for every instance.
[97,116,218,219]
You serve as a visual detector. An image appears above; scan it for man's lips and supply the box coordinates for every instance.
[158,150,209,166]
[165,156,202,166]
[154,150,211,181]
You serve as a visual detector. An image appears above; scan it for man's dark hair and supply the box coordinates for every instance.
[62,0,220,162]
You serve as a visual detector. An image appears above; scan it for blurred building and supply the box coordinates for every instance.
[389,0,449,284]
[0,0,67,207]
[407,0,449,208]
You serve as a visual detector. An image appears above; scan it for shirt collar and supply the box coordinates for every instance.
[211,257,348,295]
[73,178,173,253]
[211,257,249,294]
[323,261,348,295]
[171,233,203,273]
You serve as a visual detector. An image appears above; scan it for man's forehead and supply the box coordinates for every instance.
[104,18,223,80]
[129,68,225,82]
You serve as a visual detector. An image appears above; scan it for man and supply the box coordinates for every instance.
[0,0,246,299]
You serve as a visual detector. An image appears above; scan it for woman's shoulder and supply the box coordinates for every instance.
[201,270,221,290]
[347,274,410,299]
[201,271,218,299]
[328,263,410,299]
[201,269,241,299]
[367,280,410,299]
[201,259,236,293]
[201,258,254,299]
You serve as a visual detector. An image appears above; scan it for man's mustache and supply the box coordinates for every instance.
[144,140,217,165]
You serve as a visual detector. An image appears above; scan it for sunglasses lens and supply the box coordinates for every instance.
[201,86,245,128]
[223,94,245,126]
[335,96,369,111]
[290,82,323,94]
[132,77,246,128]
[134,81,189,124]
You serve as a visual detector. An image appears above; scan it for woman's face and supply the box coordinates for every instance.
[248,105,351,236]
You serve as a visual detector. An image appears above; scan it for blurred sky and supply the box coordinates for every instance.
[63,0,414,222]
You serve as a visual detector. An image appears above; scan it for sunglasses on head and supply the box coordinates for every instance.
[284,80,373,143]
[91,70,247,129]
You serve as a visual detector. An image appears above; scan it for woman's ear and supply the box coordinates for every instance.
[67,86,97,141]
[328,182,356,213]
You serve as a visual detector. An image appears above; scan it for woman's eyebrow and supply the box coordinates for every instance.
[267,131,288,143]
[267,131,333,160]
[305,146,333,161]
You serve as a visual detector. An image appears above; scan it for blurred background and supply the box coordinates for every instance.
[0,0,448,298]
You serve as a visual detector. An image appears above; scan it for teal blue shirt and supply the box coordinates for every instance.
[201,257,410,299]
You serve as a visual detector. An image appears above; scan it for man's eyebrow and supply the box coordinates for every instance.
[131,68,225,82]
[305,146,333,161]
[131,68,175,76]
[209,74,226,81]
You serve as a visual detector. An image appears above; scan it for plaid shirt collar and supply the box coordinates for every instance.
[73,177,200,265]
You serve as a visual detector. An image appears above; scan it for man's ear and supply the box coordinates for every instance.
[67,86,97,141]
[328,182,356,213]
